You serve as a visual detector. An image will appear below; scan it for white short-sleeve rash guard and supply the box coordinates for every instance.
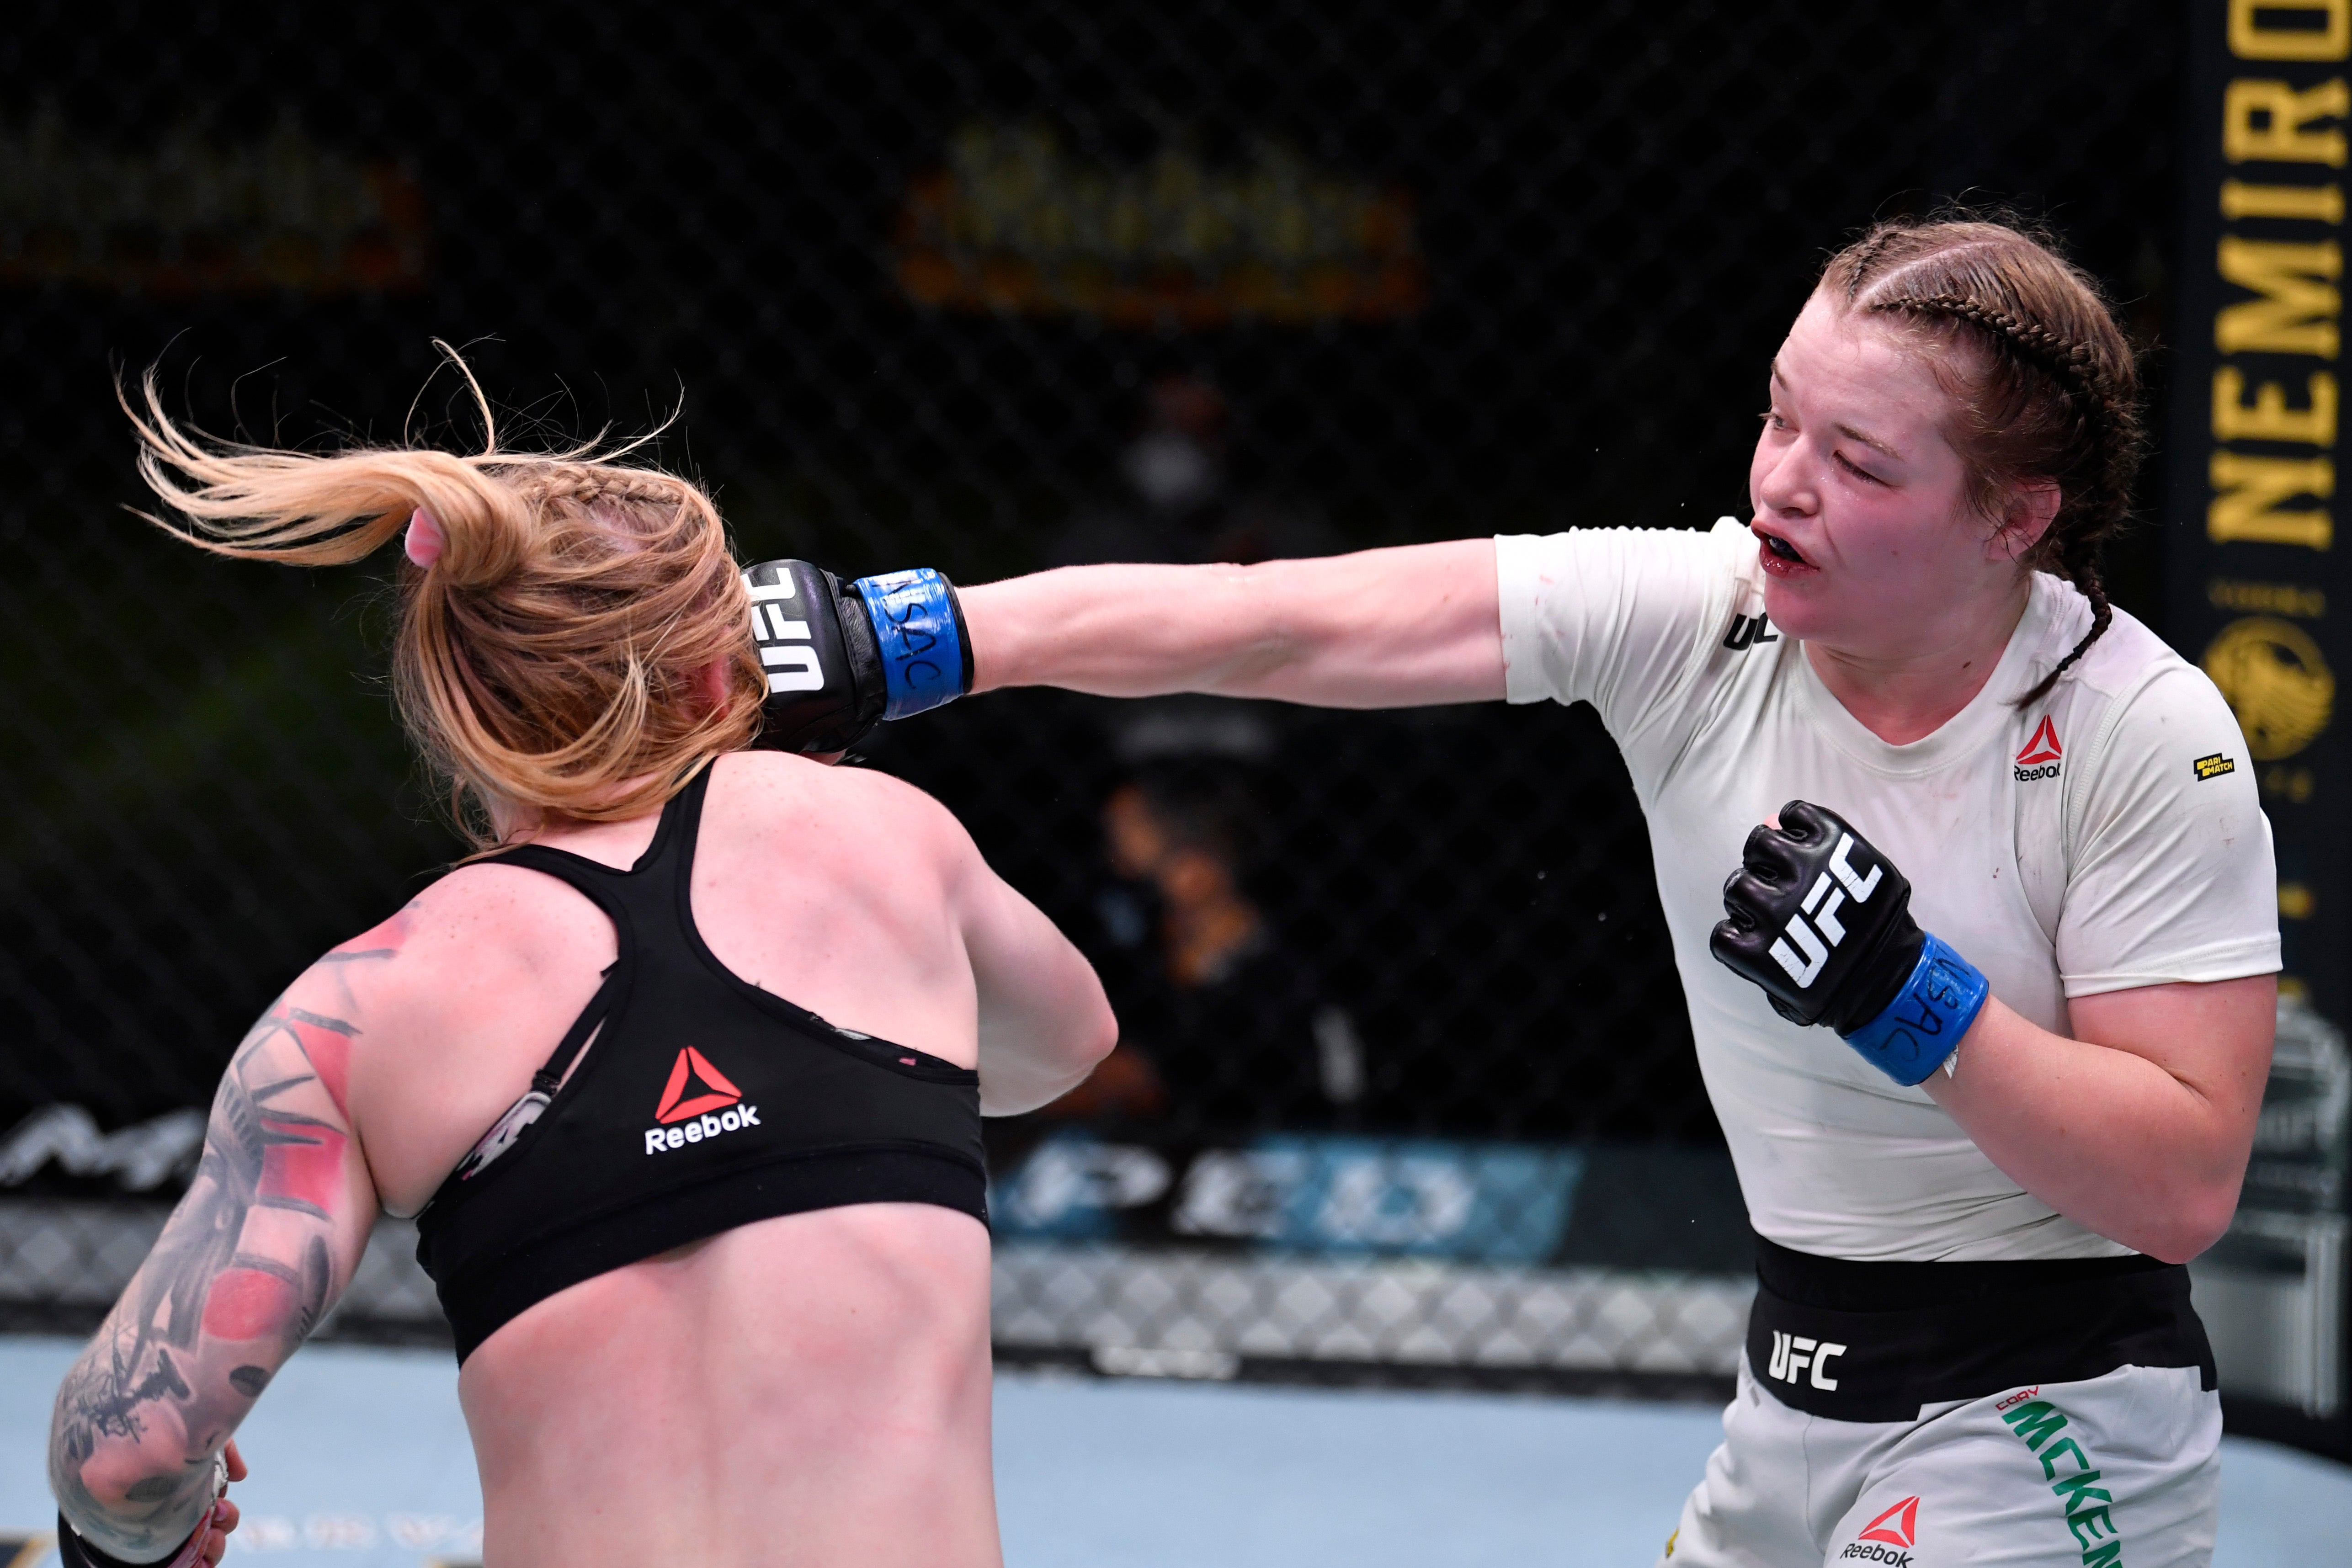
[1496,519,2281,1261]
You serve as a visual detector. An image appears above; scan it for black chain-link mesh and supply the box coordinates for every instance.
[0,2,2183,1373]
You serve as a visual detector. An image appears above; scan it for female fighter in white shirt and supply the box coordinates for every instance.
[790,218,2278,1567]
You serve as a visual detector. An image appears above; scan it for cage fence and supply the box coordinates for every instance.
[0,0,2333,1416]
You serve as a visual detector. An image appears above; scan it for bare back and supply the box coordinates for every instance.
[54,750,1115,1568]
[357,752,990,1211]
[351,755,991,1564]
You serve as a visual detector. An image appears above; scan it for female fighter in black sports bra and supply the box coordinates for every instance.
[47,367,1116,1568]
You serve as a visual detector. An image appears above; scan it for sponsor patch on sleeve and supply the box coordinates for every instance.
[2192,752,2237,781]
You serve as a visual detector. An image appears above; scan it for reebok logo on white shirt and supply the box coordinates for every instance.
[2014,716,2063,781]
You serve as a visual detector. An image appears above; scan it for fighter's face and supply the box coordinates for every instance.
[1746,292,2046,653]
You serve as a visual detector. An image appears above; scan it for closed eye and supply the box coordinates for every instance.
[1835,451,1886,485]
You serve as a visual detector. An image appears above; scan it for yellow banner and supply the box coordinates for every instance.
[2176,0,2352,1015]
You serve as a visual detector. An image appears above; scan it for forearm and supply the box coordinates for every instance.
[51,1302,250,1557]
[52,987,376,1557]
[961,541,1504,707]
[1925,996,2256,1262]
[964,563,1295,699]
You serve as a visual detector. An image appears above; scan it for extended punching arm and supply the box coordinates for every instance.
[1708,801,1989,1085]
[741,561,974,754]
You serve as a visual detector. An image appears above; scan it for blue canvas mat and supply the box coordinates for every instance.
[3,1338,2345,1566]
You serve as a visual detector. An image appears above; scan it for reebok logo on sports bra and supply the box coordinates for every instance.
[413,764,987,1365]
[644,1047,762,1154]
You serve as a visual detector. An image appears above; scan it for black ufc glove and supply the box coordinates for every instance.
[741,560,973,754]
[1708,801,1987,1084]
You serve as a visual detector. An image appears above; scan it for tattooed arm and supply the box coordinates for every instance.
[49,966,382,1560]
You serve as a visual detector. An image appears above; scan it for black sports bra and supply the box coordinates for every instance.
[413,764,986,1363]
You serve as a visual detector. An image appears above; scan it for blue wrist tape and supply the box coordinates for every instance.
[853,569,971,722]
[1838,932,1989,1086]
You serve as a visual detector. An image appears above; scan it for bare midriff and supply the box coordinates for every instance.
[457,1204,1000,1568]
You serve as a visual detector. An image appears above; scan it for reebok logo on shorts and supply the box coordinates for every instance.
[1838,1494,1919,1564]
[2014,716,2062,781]
[643,1046,761,1154]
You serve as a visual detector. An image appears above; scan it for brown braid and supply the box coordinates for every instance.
[1820,218,2144,708]
[1836,224,1905,305]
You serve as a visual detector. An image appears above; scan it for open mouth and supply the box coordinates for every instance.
[1752,525,1811,570]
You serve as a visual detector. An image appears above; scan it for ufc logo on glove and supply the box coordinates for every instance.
[748,570,826,694]
[738,558,973,755]
[1711,802,1988,1086]
[1767,833,1884,988]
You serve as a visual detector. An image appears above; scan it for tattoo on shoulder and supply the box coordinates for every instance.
[317,900,419,1007]
[328,901,421,965]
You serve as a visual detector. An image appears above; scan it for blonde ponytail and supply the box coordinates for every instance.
[124,351,766,845]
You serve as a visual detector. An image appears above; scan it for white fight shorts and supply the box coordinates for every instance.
[1658,1242,2220,1568]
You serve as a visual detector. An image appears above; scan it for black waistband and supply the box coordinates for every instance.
[1755,1235,2175,1312]
[1746,1239,2214,1423]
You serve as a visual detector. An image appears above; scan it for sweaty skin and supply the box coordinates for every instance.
[52,752,1115,1568]
[956,290,2273,1266]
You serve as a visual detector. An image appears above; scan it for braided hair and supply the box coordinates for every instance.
[1821,218,2145,707]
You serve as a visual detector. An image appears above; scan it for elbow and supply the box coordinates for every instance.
[53,1493,122,1559]
[1075,994,1119,1073]
[1038,993,1118,1105]
[46,1444,88,1535]
[975,995,1119,1119]
[2139,1183,2243,1266]
[50,1441,166,1559]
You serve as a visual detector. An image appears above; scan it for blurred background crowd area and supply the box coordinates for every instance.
[0,0,2176,1144]
[11,0,2348,1451]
